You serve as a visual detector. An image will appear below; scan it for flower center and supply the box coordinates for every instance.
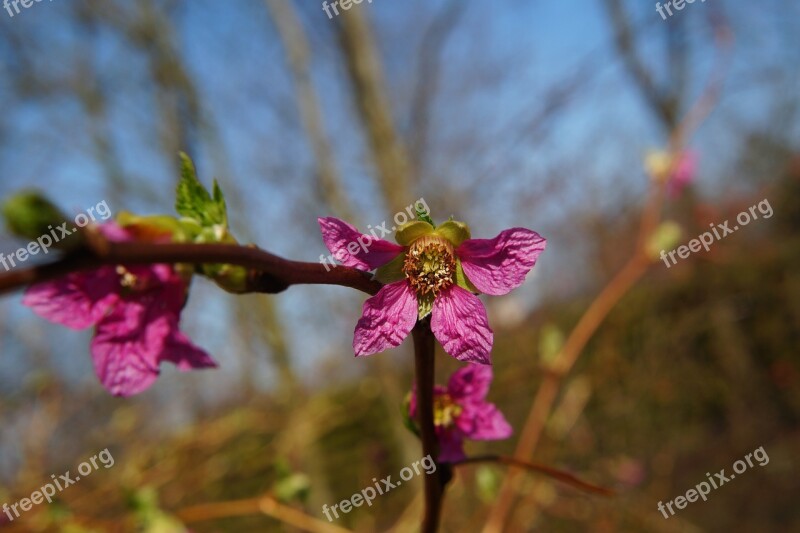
[433,394,463,428]
[115,265,155,294]
[403,236,456,297]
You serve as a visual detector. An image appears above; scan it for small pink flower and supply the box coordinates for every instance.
[667,151,697,197]
[23,223,216,397]
[408,364,512,462]
[318,216,545,364]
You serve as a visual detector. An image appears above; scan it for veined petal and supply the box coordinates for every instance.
[353,281,418,356]
[90,300,170,397]
[448,364,493,402]
[457,228,546,295]
[318,217,404,271]
[431,286,493,364]
[22,268,119,329]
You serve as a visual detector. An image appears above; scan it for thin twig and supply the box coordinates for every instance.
[453,455,614,496]
[483,11,733,531]
[177,494,352,533]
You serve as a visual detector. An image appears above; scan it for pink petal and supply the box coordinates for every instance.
[23,268,119,329]
[353,280,418,356]
[456,402,513,440]
[457,228,546,295]
[448,364,493,402]
[318,217,404,271]
[437,428,467,463]
[90,300,170,397]
[162,329,218,370]
[431,286,493,364]
[97,222,134,242]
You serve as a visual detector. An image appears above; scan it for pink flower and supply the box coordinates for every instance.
[667,151,697,197]
[318,216,545,364]
[408,364,512,462]
[22,223,216,397]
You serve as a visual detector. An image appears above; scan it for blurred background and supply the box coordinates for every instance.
[0,0,798,531]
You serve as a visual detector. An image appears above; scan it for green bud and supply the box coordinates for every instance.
[645,221,682,261]
[2,191,76,248]
[539,323,564,367]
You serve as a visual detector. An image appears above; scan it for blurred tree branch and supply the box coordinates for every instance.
[266,0,356,222]
[483,7,733,530]
[337,7,412,213]
[408,0,465,186]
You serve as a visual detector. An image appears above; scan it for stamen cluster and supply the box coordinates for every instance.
[403,236,456,297]
[433,393,463,428]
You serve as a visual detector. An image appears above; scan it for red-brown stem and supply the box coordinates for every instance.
[412,320,448,533]
[0,239,381,297]
[453,455,614,496]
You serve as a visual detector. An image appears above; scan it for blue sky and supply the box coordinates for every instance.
[0,0,797,397]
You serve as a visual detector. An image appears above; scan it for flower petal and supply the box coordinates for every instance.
[431,286,493,364]
[457,228,546,295]
[90,298,169,397]
[161,329,218,371]
[448,364,493,401]
[22,268,119,329]
[353,281,417,356]
[437,428,467,463]
[456,402,512,440]
[318,217,404,271]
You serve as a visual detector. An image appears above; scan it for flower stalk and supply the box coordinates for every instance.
[412,319,448,533]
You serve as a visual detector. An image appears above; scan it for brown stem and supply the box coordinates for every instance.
[0,238,381,297]
[177,494,352,533]
[452,455,614,496]
[412,320,448,533]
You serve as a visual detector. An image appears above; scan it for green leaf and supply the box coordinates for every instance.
[175,152,227,227]
[212,179,228,226]
[415,204,435,226]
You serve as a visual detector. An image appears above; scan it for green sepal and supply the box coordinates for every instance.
[395,220,434,246]
[116,212,185,241]
[455,260,479,293]
[175,152,228,228]
[202,263,249,294]
[434,220,471,247]
[417,292,434,320]
[373,252,406,284]
[402,392,420,438]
